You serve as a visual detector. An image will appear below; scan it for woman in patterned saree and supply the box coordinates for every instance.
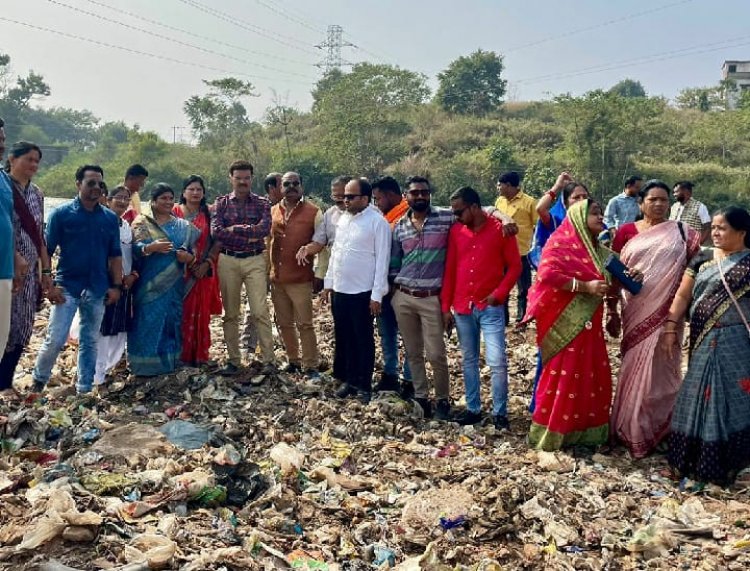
[663,206,750,485]
[172,175,222,367]
[524,200,614,450]
[609,180,701,458]
[128,184,198,376]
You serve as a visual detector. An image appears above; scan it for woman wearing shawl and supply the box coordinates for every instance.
[608,180,701,458]
[524,200,613,450]
[173,175,222,367]
[662,206,750,485]
[128,184,198,376]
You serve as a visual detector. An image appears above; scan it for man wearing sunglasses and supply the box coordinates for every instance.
[32,165,123,395]
[269,171,323,379]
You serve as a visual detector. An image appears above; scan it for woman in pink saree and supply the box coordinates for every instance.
[609,180,701,458]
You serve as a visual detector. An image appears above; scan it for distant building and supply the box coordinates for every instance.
[722,60,750,109]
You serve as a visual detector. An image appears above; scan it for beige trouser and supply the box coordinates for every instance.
[218,253,275,367]
[271,281,319,369]
[391,289,450,400]
[0,279,11,357]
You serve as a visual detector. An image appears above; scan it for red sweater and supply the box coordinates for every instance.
[441,216,522,314]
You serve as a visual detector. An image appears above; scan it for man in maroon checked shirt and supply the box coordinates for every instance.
[441,186,522,430]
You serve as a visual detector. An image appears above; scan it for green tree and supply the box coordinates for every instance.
[435,50,507,116]
[608,79,646,98]
[184,77,258,145]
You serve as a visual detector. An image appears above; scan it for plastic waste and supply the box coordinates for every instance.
[158,419,213,449]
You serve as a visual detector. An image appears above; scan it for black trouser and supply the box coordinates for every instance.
[0,346,24,390]
[504,254,532,324]
[332,291,375,393]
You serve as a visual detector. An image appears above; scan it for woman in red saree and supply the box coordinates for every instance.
[524,200,613,450]
[173,175,222,366]
[609,181,701,458]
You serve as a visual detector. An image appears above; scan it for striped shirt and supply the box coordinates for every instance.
[390,206,454,291]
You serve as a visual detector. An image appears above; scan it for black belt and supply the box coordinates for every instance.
[396,284,441,298]
[220,248,263,259]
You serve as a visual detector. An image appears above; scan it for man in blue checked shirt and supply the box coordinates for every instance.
[604,175,643,238]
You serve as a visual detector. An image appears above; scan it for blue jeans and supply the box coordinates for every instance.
[33,288,106,394]
[377,293,412,380]
[454,304,508,416]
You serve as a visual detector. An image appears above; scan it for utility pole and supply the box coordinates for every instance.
[315,25,354,73]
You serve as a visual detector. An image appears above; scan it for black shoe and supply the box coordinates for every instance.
[282,362,302,374]
[335,383,357,399]
[434,399,451,421]
[31,380,46,393]
[413,397,432,418]
[373,372,399,392]
[219,363,239,376]
[357,390,372,404]
[399,380,415,401]
[453,409,482,425]
[493,415,510,431]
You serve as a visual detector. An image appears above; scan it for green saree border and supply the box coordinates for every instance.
[540,293,602,364]
[529,422,609,451]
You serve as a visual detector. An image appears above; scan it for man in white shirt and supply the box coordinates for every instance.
[322,177,391,403]
[670,180,711,244]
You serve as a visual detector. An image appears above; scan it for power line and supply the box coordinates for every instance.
[44,0,316,80]
[176,0,320,57]
[83,0,313,66]
[0,16,313,85]
[251,0,326,35]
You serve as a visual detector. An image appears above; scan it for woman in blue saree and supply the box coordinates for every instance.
[128,184,198,376]
[662,206,750,485]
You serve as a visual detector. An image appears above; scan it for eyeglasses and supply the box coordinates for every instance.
[343,194,363,200]
[84,180,106,189]
[330,194,345,202]
[283,180,301,188]
[110,195,130,202]
[407,189,430,197]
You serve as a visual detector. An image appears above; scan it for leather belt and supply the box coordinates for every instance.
[396,284,440,298]
[220,248,263,259]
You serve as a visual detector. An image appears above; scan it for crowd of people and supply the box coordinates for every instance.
[1,117,749,486]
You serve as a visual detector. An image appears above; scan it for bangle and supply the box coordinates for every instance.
[662,331,677,335]
[41,269,52,275]
[572,278,578,292]
[547,190,557,200]
[666,319,678,324]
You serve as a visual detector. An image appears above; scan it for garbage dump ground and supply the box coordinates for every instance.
[1,302,749,570]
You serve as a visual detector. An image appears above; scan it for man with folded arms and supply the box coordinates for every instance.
[442,186,521,429]
[211,160,275,376]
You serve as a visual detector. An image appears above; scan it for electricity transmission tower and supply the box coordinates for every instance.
[315,25,354,73]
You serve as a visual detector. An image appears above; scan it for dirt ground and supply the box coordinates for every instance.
[0,295,749,570]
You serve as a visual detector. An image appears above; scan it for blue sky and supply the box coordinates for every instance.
[1,0,748,140]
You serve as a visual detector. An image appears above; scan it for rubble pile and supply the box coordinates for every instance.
[1,305,749,570]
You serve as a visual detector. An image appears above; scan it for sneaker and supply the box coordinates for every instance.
[219,363,240,376]
[261,362,278,376]
[453,409,482,426]
[493,415,510,431]
[373,372,400,393]
[282,362,302,374]
[435,399,451,421]
[399,380,415,401]
[335,383,357,399]
[304,369,321,382]
[413,397,433,418]
[357,390,372,404]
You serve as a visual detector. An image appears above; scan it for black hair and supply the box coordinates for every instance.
[180,174,210,220]
[264,173,281,191]
[150,182,174,202]
[0,117,4,128]
[108,184,131,199]
[372,176,401,196]
[356,177,373,198]
[125,164,148,179]
[6,141,43,172]
[639,179,670,200]
[450,186,482,207]
[674,180,694,192]
[497,171,521,187]
[75,164,103,183]
[229,160,254,175]
[624,175,643,188]
[331,175,353,187]
[714,206,750,248]
[100,181,109,197]
[562,181,589,205]
[405,175,431,191]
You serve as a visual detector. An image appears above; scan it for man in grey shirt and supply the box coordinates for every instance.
[604,175,643,236]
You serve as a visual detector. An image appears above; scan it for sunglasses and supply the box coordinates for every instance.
[407,189,430,197]
[343,194,363,200]
[283,180,301,188]
[84,180,106,189]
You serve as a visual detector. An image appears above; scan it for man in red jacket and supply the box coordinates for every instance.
[441,186,522,429]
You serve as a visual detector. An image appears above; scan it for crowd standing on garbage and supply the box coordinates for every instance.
[2,123,750,568]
